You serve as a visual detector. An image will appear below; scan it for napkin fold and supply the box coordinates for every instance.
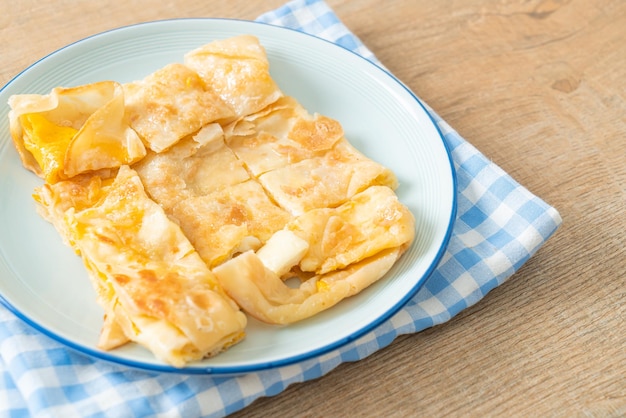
[0,0,562,417]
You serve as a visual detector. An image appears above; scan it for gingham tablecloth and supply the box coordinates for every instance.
[0,0,562,416]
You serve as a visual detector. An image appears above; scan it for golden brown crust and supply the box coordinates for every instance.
[133,123,249,211]
[39,166,247,367]
[211,184,415,325]
[286,185,415,274]
[8,81,146,183]
[170,180,293,268]
[123,63,235,153]
[213,246,404,325]
[258,139,398,216]
[225,97,343,177]
[184,35,283,118]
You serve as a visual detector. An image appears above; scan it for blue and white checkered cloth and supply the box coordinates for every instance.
[0,0,562,416]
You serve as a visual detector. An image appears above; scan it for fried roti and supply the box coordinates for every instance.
[35,166,247,367]
[8,34,416,364]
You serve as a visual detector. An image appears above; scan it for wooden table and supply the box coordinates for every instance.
[2,1,624,416]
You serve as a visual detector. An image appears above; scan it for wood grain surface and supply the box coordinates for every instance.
[1,0,625,416]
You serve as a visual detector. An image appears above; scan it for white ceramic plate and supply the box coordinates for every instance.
[0,19,456,374]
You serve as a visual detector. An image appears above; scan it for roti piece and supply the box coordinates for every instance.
[8,81,146,183]
[123,63,235,152]
[212,185,415,325]
[286,185,415,274]
[225,96,344,176]
[184,35,283,119]
[35,166,247,367]
[133,123,250,211]
[214,237,404,325]
[258,139,398,216]
[170,179,293,268]
[34,171,116,248]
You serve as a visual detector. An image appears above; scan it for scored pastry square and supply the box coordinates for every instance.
[257,139,398,216]
[123,63,235,153]
[225,96,344,176]
[285,185,415,275]
[184,35,283,119]
[133,123,251,211]
[170,179,293,268]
